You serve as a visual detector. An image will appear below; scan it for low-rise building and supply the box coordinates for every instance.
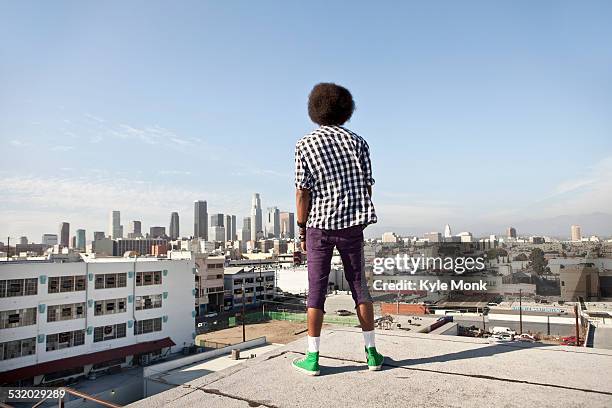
[0,254,195,386]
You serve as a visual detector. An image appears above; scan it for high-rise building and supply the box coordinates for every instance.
[76,229,86,251]
[128,221,142,238]
[194,200,208,240]
[225,215,237,241]
[71,235,77,248]
[208,226,226,242]
[280,212,295,239]
[19,236,28,245]
[150,226,166,238]
[571,225,582,242]
[109,210,122,239]
[242,217,251,242]
[59,222,70,247]
[210,213,224,227]
[42,234,58,246]
[266,207,280,238]
[507,227,517,238]
[93,231,105,241]
[169,212,180,240]
[250,193,262,241]
[444,224,452,238]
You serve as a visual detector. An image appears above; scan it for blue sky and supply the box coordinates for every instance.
[1,1,611,240]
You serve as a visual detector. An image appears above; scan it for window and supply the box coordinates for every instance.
[0,308,37,329]
[134,317,162,335]
[136,271,162,286]
[105,274,116,289]
[0,338,36,361]
[24,278,37,295]
[0,280,6,297]
[75,276,86,291]
[60,276,74,292]
[93,323,127,343]
[95,275,104,289]
[46,330,85,351]
[7,279,24,297]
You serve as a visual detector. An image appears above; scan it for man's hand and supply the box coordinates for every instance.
[299,226,307,252]
[301,239,307,252]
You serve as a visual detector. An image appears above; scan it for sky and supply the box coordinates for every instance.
[1,1,611,241]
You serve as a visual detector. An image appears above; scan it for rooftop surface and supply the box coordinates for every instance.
[128,327,612,408]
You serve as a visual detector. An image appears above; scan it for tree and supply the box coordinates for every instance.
[513,253,528,261]
[529,248,548,276]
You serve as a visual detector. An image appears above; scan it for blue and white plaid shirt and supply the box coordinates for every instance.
[295,125,377,230]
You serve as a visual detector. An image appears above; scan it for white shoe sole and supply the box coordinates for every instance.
[292,357,320,376]
[368,356,384,371]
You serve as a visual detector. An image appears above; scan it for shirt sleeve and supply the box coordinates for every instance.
[294,143,314,190]
[360,140,375,186]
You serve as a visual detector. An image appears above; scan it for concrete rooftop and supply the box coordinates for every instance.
[129,327,612,408]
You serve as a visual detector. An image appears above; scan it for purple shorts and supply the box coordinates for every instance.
[306,225,373,311]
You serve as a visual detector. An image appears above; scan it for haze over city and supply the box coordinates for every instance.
[1,1,611,239]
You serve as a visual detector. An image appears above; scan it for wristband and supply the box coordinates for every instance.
[297,221,307,228]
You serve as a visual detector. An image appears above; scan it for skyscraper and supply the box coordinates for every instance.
[42,234,58,246]
[210,213,224,227]
[76,229,86,251]
[225,215,237,241]
[93,231,105,241]
[242,217,251,242]
[169,212,180,239]
[59,222,70,247]
[251,193,262,241]
[194,200,208,240]
[444,224,452,238]
[507,227,517,238]
[571,225,582,242]
[109,210,122,239]
[280,212,295,239]
[266,207,280,238]
[19,236,28,245]
[128,221,142,238]
[150,226,166,238]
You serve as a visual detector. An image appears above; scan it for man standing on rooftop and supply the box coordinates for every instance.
[292,83,383,376]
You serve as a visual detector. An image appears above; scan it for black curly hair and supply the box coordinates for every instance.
[307,83,355,126]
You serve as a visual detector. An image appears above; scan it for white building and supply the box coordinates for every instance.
[382,232,399,243]
[223,267,275,310]
[0,255,195,386]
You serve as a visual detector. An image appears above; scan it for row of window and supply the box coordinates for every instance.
[95,273,127,289]
[48,276,86,293]
[0,317,165,361]
[0,338,36,361]
[47,302,85,322]
[0,279,38,297]
[134,317,162,335]
[46,329,86,351]
[0,271,164,299]
[95,298,127,316]
[136,271,162,286]
[0,308,37,329]
[135,295,162,310]
[94,323,127,342]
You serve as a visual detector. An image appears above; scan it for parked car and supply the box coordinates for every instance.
[204,312,218,318]
[336,309,354,316]
[516,333,536,342]
[489,333,513,342]
[491,326,516,336]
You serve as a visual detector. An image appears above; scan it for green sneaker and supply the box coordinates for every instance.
[365,347,384,371]
[292,351,320,376]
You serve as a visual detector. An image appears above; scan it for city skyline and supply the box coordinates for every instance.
[1,2,611,239]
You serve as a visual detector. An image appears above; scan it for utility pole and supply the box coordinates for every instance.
[518,289,523,335]
[242,281,246,343]
[6,236,9,261]
[574,304,580,346]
